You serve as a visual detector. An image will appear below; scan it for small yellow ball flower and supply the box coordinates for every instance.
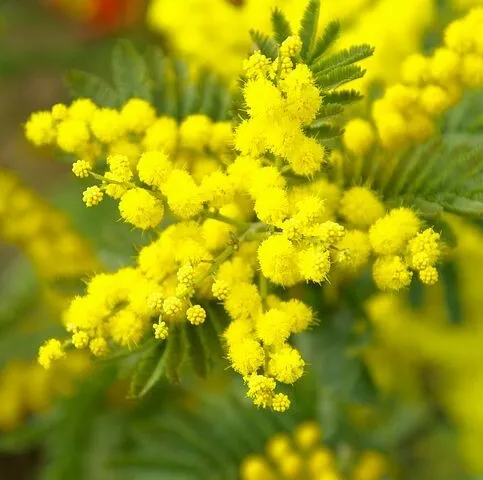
[186,305,206,325]
[153,321,169,340]
[419,266,439,285]
[268,345,305,384]
[256,309,292,346]
[212,280,230,301]
[118,188,164,230]
[179,114,212,150]
[120,98,156,133]
[69,98,97,121]
[72,160,92,178]
[258,235,301,287]
[147,292,164,313]
[271,392,291,412]
[294,421,322,451]
[228,338,265,376]
[82,186,104,207]
[137,151,172,189]
[51,103,68,120]
[372,255,413,291]
[343,119,375,156]
[72,331,89,349]
[57,118,90,153]
[38,339,65,369]
[163,296,183,317]
[280,35,303,58]
[89,337,109,357]
[240,455,275,480]
[339,186,385,228]
[25,111,55,146]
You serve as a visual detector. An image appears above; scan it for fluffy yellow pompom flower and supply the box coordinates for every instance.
[118,188,164,229]
[258,235,301,287]
[287,136,325,176]
[241,455,275,480]
[337,230,372,271]
[294,422,322,451]
[244,78,284,120]
[339,187,385,228]
[69,98,97,120]
[38,339,65,369]
[180,114,212,150]
[353,452,388,480]
[72,331,90,349]
[343,119,376,156]
[162,170,203,219]
[90,108,124,144]
[279,300,313,334]
[200,171,235,208]
[369,208,421,255]
[297,246,331,283]
[254,188,289,226]
[142,117,178,154]
[372,255,413,291]
[269,345,305,384]
[72,160,91,178]
[82,186,104,207]
[56,119,90,153]
[419,266,439,285]
[228,338,265,376]
[186,305,206,325]
[246,374,277,408]
[224,283,261,321]
[137,151,172,189]
[256,309,293,346]
[25,111,55,146]
[120,98,156,133]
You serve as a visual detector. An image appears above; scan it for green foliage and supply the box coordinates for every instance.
[66,42,232,122]
[299,0,321,60]
[271,7,292,45]
[249,29,278,60]
[309,20,341,62]
[311,44,374,75]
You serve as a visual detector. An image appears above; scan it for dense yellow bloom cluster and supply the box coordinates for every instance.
[343,8,483,153]
[240,421,388,480]
[0,353,90,431]
[0,168,98,284]
[27,0,448,413]
[25,97,232,170]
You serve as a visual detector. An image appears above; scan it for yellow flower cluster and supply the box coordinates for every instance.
[0,353,90,431]
[343,8,483,153]
[240,421,388,480]
[0,168,98,284]
[25,97,232,169]
[337,186,442,289]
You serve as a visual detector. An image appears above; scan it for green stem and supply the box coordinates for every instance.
[203,210,250,230]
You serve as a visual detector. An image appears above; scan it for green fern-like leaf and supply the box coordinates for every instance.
[271,7,292,45]
[129,342,167,398]
[315,64,366,91]
[309,20,341,63]
[249,29,278,60]
[65,70,119,108]
[311,44,374,75]
[299,0,321,60]
[323,89,363,105]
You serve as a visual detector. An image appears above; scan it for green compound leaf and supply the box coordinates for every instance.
[183,323,208,378]
[271,7,292,45]
[164,326,185,383]
[315,64,366,91]
[128,342,167,398]
[299,0,321,60]
[309,20,341,63]
[311,44,374,75]
[323,89,363,105]
[249,29,279,60]
[65,70,119,108]
[111,40,152,103]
